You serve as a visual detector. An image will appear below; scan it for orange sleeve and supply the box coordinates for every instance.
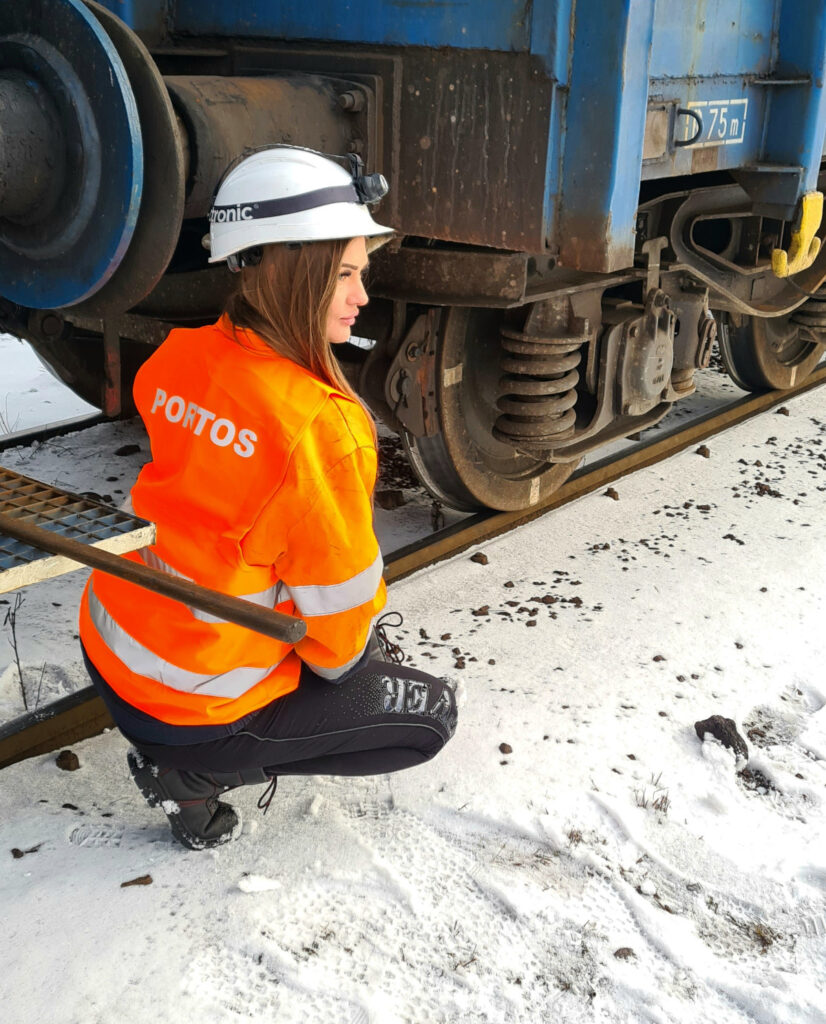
[276,444,386,678]
[240,397,386,679]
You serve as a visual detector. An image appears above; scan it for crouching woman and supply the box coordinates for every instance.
[79,146,457,849]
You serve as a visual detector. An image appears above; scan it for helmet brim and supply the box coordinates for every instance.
[208,202,394,263]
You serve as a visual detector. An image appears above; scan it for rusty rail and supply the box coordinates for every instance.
[0,412,105,453]
[2,366,826,769]
[387,364,826,582]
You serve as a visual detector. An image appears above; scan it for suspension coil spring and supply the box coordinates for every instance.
[493,320,589,451]
[790,284,826,336]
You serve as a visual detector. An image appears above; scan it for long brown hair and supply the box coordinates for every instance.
[223,239,367,410]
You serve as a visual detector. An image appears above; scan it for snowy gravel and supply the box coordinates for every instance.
[2,336,826,1022]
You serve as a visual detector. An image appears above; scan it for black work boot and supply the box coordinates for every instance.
[126,748,266,851]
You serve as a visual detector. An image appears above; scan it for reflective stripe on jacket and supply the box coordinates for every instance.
[79,316,386,726]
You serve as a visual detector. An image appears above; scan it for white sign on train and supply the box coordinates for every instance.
[684,98,748,148]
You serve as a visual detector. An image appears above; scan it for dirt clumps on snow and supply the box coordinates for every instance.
[121,875,153,888]
[694,715,749,761]
[11,844,41,859]
[737,766,777,795]
[55,749,80,771]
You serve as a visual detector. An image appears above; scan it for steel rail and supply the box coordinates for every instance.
[0,413,106,453]
[2,366,826,769]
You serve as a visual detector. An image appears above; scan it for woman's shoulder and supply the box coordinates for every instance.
[153,317,372,449]
[316,391,374,449]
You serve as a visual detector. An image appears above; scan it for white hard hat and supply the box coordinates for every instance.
[208,145,393,265]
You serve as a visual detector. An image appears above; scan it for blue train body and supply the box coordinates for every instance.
[96,0,826,273]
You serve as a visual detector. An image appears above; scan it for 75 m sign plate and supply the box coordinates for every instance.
[682,98,748,148]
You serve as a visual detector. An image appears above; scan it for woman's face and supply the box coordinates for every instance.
[326,236,369,345]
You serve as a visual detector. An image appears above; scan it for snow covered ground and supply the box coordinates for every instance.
[0,332,97,435]
[2,335,826,1022]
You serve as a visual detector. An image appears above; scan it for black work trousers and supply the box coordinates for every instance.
[82,647,457,779]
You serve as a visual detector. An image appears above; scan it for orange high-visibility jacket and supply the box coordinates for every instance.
[79,316,386,726]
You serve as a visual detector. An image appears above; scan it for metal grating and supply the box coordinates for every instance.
[0,466,155,593]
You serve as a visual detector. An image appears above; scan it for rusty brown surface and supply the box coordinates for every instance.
[387,363,826,582]
[158,42,550,252]
[134,267,233,320]
[166,74,364,218]
[394,49,552,251]
[102,322,122,418]
[0,692,113,771]
[691,146,719,174]
[559,211,634,275]
[369,246,528,306]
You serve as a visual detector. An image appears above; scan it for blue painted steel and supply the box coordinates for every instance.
[536,0,575,249]
[173,0,532,52]
[0,0,143,308]
[556,0,656,272]
[648,0,777,78]
[8,0,826,282]
[95,1,140,27]
[642,0,826,216]
[158,0,826,268]
[757,0,826,196]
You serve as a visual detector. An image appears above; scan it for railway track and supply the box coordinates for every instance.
[2,366,825,769]
[0,412,105,454]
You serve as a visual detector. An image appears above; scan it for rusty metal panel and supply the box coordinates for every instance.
[368,247,528,307]
[165,74,366,218]
[394,50,552,252]
[196,43,551,252]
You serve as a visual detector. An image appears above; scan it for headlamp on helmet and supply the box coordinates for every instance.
[347,153,389,205]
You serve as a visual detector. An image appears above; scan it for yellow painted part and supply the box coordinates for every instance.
[772,191,823,278]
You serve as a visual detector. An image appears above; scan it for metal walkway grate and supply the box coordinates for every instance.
[0,466,155,593]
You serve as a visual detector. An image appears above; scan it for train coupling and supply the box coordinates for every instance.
[772,191,823,278]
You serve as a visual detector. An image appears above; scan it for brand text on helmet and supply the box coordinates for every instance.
[209,204,255,224]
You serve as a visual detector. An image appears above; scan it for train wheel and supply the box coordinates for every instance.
[402,306,576,512]
[721,311,822,391]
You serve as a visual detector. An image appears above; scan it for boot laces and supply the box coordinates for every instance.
[374,611,405,664]
[257,775,279,814]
